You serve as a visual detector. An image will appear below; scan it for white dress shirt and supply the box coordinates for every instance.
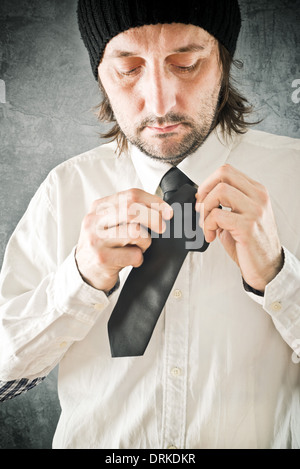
[0,127,299,449]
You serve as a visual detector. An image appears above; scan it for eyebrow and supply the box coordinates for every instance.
[110,50,138,58]
[108,43,206,58]
[172,44,206,53]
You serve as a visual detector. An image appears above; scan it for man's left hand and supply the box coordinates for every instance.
[195,164,284,292]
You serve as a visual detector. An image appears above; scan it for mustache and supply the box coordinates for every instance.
[138,112,195,130]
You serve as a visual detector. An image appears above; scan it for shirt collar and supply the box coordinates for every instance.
[131,145,172,195]
[131,126,235,195]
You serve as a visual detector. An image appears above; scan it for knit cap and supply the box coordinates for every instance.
[77,0,241,80]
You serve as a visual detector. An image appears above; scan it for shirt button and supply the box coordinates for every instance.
[270,301,282,312]
[167,445,178,449]
[93,302,105,311]
[171,367,182,377]
[173,289,182,299]
[59,341,68,348]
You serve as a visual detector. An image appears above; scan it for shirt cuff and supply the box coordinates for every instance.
[242,248,285,306]
[263,246,300,327]
[243,281,264,306]
[51,247,110,325]
[248,246,300,353]
[105,277,120,297]
[242,278,264,298]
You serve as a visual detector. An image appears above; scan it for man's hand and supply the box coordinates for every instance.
[196,164,284,292]
[75,189,173,292]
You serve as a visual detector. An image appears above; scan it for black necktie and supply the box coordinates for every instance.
[108,167,209,357]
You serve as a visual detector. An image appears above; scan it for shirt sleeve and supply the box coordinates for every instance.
[0,178,111,381]
[0,377,45,402]
[244,246,300,356]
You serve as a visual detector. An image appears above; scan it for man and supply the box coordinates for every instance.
[0,0,299,449]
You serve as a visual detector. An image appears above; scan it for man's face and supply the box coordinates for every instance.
[98,23,222,163]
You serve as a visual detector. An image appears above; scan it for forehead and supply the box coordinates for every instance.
[103,23,217,57]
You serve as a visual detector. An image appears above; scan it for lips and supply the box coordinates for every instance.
[147,123,181,133]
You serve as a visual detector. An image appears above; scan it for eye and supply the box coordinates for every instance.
[172,62,198,74]
[119,66,142,77]
[116,58,144,77]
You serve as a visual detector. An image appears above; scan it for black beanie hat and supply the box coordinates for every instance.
[77,0,241,80]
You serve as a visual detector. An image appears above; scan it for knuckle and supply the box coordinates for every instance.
[126,188,142,205]
[97,249,108,265]
[218,164,231,180]
[131,247,143,267]
[82,212,95,231]
[254,204,264,219]
[212,206,222,217]
[258,186,269,205]
[217,181,229,195]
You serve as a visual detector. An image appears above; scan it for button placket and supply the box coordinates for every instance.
[161,257,190,449]
[171,367,182,377]
[270,301,282,312]
[173,289,182,299]
[93,302,105,311]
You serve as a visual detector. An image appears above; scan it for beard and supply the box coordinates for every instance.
[127,113,216,164]
[115,87,221,164]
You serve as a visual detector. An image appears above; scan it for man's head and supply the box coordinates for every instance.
[97,23,223,164]
[77,0,251,161]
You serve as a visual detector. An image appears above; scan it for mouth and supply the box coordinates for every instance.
[146,123,182,134]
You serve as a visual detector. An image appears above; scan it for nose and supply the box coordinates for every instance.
[142,67,176,117]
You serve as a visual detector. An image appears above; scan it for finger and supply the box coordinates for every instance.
[196,164,264,203]
[196,182,255,221]
[96,223,152,253]
[101,244,145,270]
[94,189,173,220]
[128,201,168,234]
[96,202,168,234]
[203,207,241,243]
[94,190,173,233]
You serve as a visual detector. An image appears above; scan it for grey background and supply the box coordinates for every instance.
[0,0,299,449]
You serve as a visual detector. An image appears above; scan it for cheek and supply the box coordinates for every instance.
[194,60,222,92]
[180,66,221,111]
[175,57,221,103]
[110,89,142,125]
[100,78,142,121]
[202,61,222,90]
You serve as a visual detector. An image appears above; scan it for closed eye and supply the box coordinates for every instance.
[173,63,198,73]
[119,66,142,76]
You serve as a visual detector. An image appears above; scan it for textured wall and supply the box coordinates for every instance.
[0,0,299,449]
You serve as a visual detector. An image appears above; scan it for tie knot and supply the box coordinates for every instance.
[160,167,194,202]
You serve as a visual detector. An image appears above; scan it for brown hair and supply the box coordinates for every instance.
[95,43,258,156]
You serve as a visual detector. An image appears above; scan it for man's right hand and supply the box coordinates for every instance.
[75,188,173,292]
